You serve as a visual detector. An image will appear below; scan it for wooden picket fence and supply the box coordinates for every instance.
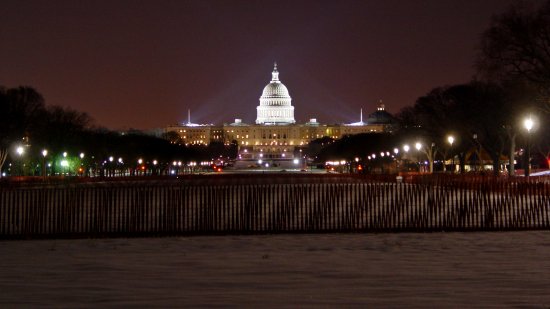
[1,175,549,239]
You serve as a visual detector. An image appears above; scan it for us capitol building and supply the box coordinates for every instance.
[166,63,395,167]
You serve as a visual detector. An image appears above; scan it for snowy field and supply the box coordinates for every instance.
[1,232,549,307]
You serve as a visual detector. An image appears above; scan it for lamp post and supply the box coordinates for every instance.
[429,142,435,173]
[79,153,85,176]
[402,144,410,171]
[61,151,68,176]
[16,146,25,176]
[41,149,48,178]
[393,148,399,173]
[118,157,124,177]
[447,135,454,173]
[138,158,143,176]
[473,134,479,172]
[108,156,114,177]
[524,117,534,177]
[415,142,422,172]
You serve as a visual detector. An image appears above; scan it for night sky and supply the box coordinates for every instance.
[1,0,523,130]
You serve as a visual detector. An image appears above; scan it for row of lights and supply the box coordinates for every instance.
[326,114,536,172]
[16,147,85,160]
[15,147,203,170]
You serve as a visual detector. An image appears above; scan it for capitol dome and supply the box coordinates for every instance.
[367,101,396,125]
[261,81,290,98]
[256,63,295,124]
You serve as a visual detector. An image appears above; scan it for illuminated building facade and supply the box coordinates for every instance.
[166,63,395,167]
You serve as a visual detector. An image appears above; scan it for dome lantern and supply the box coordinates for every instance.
[272,62,279,81]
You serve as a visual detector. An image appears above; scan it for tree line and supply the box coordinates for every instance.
[0,87,235,177]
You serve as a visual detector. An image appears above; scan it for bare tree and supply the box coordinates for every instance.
[0,86,46,175]
[398,82,520,175]
[477,0,550,111]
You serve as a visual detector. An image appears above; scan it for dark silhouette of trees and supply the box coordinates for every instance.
[161,131,183,145]
[316,133,396,161]
[396,86,464,173]
[32,106,93,166]
[0,86,46,174]
[477,1,550,173]
[530,110,550,168]
[388,0,550,175]
[201,141,238,161]
[396,82,528,176]
[305,136,334,160]
[477,0,550,112]
[452,82,511,175]
[0,86,198,177]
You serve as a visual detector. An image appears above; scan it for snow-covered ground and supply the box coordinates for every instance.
[1,232,549,307]
[530,170,550,176]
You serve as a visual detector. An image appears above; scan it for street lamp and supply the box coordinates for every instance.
[402,145,410,172]
[42,149,48,177]
[447,135,454,173]
[78,153,85,176]
[524,117,534,176]
[447,136,454,146]
[16,146,25,176]
[415,142,422,172]
[393,148,400,172]
[524,117,534,132]
[137,158,144,176]
[108,156,114,175]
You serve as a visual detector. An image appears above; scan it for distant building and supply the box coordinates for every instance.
[166,63,395,167]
